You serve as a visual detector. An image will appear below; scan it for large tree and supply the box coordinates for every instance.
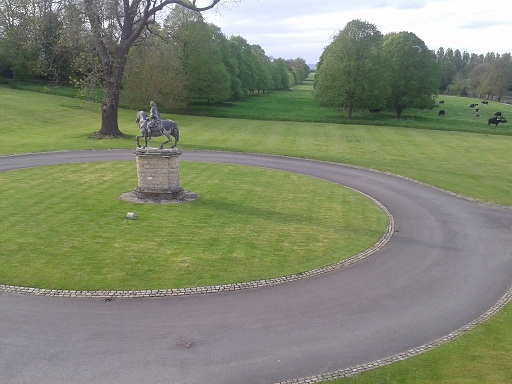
[209,23,242,99]
[0,0,70,81]
[121,30,187,110]
[251,44,272,92]
[164,6,231,105]
[79,0,225,137]
[313,19,388,119]
[229,35,257,95]
[271,58,290,90]
[382,31,440,117]
[477,53,512,101]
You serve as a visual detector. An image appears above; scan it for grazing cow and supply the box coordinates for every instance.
[481,101,489,105]
[369,108,381,113]
[438,109,445,116]
[488,117,507,126]
[439,100,444,104]
[495,112,502,117]
[469,104,475,108]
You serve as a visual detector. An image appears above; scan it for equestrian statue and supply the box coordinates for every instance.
[136,101,179,149]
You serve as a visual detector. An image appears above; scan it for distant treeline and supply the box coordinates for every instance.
[0,1,510,108]
[434,47,512,102]
[0,1,309,110]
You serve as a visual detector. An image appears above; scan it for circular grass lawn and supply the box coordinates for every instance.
[0,161,388,290]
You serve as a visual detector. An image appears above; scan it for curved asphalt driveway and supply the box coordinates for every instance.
[1,150,511,384]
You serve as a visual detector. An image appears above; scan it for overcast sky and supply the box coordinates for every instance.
[202,0,512,64]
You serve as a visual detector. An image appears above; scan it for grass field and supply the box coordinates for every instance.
[9,79,512,134]
[0,162,386,290]
[188,83,512,134]
[1,84,511,383]
[1,87,512,206]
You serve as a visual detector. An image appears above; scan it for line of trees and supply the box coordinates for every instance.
[314,19,512,118]
[436,47,512,102]
[2,2,511,129]
[122,6,310,112]
[314,19,441,119]
[0,0,309,136]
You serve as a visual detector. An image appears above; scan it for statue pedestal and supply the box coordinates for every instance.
[134,147,184,200]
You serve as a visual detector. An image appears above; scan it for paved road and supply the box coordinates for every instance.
[1,150,511,384]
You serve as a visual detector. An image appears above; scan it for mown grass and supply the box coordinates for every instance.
[1,87,511,206]
[188,84,511,135]
[1,86,511,383]
[5,80,511,134]
[0,161,386,290]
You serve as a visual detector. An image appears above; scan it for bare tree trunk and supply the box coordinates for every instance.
[99,79,123,137]
[97,51,128,137]
[83,0,223,137]
[347,105,353,119]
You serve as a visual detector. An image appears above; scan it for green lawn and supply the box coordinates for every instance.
[0,162,386,290]
[1,86,511,383]
[188,84,512,134]
[2,87,512,206]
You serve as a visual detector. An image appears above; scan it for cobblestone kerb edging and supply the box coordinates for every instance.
[274,283,512,384]
[0,193,394,298]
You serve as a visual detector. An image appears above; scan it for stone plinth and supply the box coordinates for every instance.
[134,147,184,200]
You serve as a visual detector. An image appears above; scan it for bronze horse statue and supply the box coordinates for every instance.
[135,111,179,149]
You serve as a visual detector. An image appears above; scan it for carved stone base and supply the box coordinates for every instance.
[119,190,198,204]
[132,147,187,202]
[134,186,185,200]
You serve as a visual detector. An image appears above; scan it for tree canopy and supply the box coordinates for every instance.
[2,3,510,125]
[0,0,311,135]
[81,0,225,136]
[383,31,440,117]
[314,19,388,119]
[314,20,444,118]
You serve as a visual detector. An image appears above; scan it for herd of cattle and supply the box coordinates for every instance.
[437,99,507,127]
[368,101,507,127]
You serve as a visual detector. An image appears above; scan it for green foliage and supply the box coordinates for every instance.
[122,35,187,110]
[165,7,231,104]
[120,11,303,110]
[314,20,443,118]
[314,19,388,118]
[287,57,310,84]
[437,48,512,101]
[210,23,244,99]
[383,31,440,117]
[478,54,512,99]
[230,35,259,94]
[0,0,74,83]
[272,58,292,90]
[252,44,274,92]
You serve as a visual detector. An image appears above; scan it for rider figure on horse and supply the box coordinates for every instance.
[148,101,162,133]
